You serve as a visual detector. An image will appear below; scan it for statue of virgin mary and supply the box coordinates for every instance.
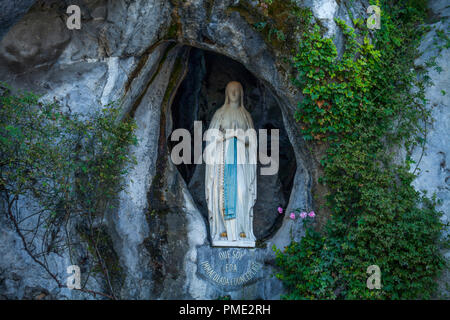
[204,81,257,247]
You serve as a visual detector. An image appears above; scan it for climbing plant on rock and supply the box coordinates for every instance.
[273,0,447,299]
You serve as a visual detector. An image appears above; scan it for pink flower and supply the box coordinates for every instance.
[277,207,283,214]
[289,212,296,220]
[300,212,307,219]
[308,211,316,218]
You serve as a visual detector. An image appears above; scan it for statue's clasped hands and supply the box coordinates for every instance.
[219,122,246,143]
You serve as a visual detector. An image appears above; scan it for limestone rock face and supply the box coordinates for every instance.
[0,0,447,300]
[411,0,450,297]
[0,0,36,40]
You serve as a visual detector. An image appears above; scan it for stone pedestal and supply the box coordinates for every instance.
[212,240,255,248]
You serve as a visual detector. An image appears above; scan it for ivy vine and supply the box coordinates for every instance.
[271,0,448,299]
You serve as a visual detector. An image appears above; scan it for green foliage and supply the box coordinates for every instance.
[273,217,338,299]
[228,0,312,55]
[0,85,137,218]
[254,21,286,42]
[0,84,137,297]
[274,0,446,299]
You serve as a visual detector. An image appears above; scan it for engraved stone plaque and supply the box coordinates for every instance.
[196,246,264,291]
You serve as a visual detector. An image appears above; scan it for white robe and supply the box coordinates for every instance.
[204,104,257,247]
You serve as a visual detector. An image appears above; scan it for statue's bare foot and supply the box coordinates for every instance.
[240,232,246,238]
[220,232,227,238]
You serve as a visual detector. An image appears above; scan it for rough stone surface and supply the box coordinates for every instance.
[0,198,102,300]
[0,0,36,41]
[107,43,182,300]
[0,10,71,72]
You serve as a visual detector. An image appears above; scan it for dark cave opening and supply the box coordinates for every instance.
[169,47,296,240]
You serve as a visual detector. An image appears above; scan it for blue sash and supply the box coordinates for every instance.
[224,137,237,220]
